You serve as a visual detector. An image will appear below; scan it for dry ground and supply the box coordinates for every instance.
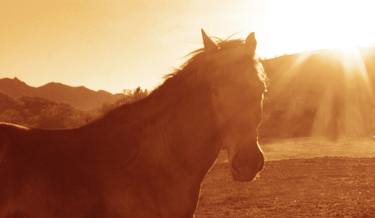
[195,138,375,218]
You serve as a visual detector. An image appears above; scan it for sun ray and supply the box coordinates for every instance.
[311,49,374,139]
[265,45,375,140]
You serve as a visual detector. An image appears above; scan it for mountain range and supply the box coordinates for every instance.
[2,46,375,137]
[0,78,123,111]
[0,92,91,128]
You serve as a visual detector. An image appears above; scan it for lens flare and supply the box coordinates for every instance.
[265,47,375,140]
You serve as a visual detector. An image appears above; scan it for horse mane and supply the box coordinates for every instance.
[89,38,268,127]
[155,38,268,97]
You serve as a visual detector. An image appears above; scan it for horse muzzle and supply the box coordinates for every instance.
[230,151,264,182]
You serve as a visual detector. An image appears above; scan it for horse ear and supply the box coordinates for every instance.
[245,32,257,57]
[201,29,217,52]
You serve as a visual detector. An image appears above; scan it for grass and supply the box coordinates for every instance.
[262,137,375,160]
[195,138,375,218]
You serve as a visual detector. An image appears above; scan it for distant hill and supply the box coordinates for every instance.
[0,78,123,111]
[0,92,92,128]
[260,47,375,139]
[2,47,375,138]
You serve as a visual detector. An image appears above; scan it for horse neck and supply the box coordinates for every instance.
[82,73,223,215]
[87,73,222,182]
[151,78,222,183]
[137,77,223,215]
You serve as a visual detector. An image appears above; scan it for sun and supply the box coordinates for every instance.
[258,0,375,57]
[337,47,359,56]
[257,0,375,139]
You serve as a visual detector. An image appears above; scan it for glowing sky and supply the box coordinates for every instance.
[1,0,375,93]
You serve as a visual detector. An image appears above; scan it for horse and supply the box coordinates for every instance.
[0,30,266,218]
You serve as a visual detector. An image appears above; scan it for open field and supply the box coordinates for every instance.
[196,138,375,217]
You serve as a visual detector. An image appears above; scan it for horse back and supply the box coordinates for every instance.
[0,123,109,217]
[0,123,99,188]
[0,122,28,164]
[0,122,145,217]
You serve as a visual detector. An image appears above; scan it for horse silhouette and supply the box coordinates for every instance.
[0,30,266,218]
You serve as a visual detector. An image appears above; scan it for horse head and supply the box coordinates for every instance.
[201,30,265,181]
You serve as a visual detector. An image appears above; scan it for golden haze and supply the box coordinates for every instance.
[0,0,375,92]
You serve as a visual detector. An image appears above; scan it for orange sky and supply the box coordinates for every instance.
[1,0,375,93]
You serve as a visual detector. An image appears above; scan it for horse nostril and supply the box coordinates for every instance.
[233,152,250,165]
[232,152,264,173]
[232,155,242,171]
